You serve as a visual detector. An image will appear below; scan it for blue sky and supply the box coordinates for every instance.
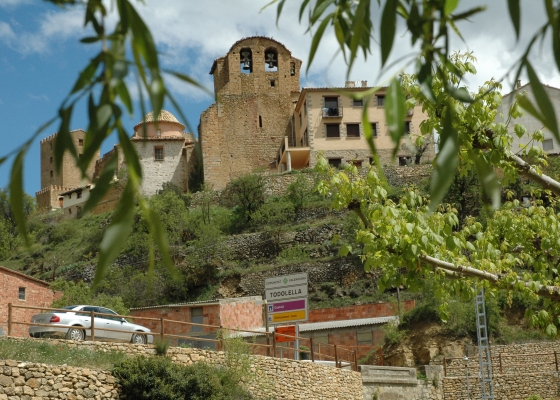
[0,0,557,196]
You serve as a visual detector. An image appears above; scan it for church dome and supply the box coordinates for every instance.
[134,110,185,130]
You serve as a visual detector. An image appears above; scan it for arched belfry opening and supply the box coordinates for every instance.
[240,48,253,74]
[264,48,278,72]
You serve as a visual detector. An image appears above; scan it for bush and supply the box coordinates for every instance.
[383,321,406,346]
[113,356,252,400]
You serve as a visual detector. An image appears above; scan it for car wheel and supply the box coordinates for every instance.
[66,327,85,341]
[131,333,146,345]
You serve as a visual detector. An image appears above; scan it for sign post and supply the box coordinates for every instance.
[264,273,308,360]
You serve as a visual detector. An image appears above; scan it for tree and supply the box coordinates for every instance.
[5,0,560,295]
[224,174,266,225]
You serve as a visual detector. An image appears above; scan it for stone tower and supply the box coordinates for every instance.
[36,130,99,210]
[199,36,302,190]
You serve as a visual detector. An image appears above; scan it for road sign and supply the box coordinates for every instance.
[268,298,306,314]
[275,325,296,342]
[265,285,308,301]
[268,309,307,324]
[265,273,308,290]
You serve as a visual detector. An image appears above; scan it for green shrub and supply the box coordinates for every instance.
[525,395,543,400]
[383,322,406,346]
[113,356,252,400]
[278,245,309,262]
[154,338,170,356]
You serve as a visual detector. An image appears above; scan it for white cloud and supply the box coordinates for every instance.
[0,0,32,8]
[28,93,49,102]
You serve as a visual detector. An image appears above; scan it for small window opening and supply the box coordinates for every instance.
[371,123,378,137]
[270,80,275,87]
[346,123,360,138]
[50,170,53,178]
[69,208,72,215]
[377,95,385,107]
[259,115,263,128]
[240,48,253,74]
[154,146,164,161]
[353,99,363,107]
[264,48,278,71]
[404,121,411,134]
[78,139,84,146]
[543,138,554,151]
[18,287,26,300]
[290,62,296,76]
[77,191,82,199]
[326,124,340,138]
[182,148,187,156]
[50,156,53,164]
[328,158,342,168]
[157,129,161,137]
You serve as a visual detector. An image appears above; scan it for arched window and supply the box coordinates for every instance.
[290,62,296,76]
[264,48,278,72]
[240,48,252,74]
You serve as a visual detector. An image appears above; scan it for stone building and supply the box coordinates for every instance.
[277,83,434,172]
[199,36,303,190]
[497,81,560,154]
[0,266,61,337]
[36,130,100,210]
[36,110,200,216]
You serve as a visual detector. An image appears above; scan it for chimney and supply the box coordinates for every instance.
[516,80,521,89]
[345,81,356,88]
[361,80,368,87]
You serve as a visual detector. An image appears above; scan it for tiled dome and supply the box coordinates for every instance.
[134,110,185,130]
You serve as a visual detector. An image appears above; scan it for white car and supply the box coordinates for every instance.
[29,305,153,344]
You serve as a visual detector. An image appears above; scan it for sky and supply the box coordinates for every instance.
[0,0,558,196]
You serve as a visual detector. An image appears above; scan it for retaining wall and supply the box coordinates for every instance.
[1,338,363,400]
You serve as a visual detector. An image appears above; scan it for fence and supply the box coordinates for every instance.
[443,352,559,377]
[7,303,358,371]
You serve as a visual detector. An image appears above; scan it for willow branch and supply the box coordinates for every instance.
[420,254,560,301]
[509,153,560,196]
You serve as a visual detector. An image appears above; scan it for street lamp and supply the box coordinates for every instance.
[463,355,471,400]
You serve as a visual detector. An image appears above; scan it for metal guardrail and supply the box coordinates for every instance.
[7,303,358,371]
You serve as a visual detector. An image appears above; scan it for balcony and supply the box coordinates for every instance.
[322,107,343,118]
[276,136,310,173]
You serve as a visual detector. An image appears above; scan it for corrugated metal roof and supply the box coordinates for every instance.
[232,316,399,337]
[130,299,221,311]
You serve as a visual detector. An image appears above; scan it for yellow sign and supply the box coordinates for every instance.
[270,310,306,323]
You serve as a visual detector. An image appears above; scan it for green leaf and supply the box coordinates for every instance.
[473,154,501,209]
[115,81,133,114]
[311,0,335,24]
[506,0,521,40]
[380,0,397,66]
[429,106,458,211]
[447,86,473,103]
[93,180,136,289]
[71,54,101,94]
[299,0,311,22]
[385,77,406,157]
[546,323,557,337]
[142,200,178,279]
[9,150,30,247]
[339,243,352,257]
[307,14,333,72]
[444,0,459,16]
[81,153,117,215]
[525,62,560,142]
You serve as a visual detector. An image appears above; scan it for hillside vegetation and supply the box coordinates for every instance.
[3,163,560,350]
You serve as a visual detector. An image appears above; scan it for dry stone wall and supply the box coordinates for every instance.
[1,338,363,400]
[0,359,119,400]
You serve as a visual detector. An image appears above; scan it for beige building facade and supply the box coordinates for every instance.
[277,84,433,172]
[199,36,302,190]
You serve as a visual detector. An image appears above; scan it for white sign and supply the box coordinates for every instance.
[265,285,308,301]
[265,273,308,290]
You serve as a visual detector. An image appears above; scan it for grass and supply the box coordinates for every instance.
[0,338,127,370]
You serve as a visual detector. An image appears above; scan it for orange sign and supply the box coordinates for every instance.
[275,325,296,342]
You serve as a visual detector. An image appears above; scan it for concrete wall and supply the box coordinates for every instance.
[0,267,58,337]
[0,338,364,400]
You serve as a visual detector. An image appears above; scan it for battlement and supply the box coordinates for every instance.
[35,185,74,196]
[39,129,86,144]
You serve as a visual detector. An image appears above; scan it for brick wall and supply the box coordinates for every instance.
[0,267,57,337]
[308,300,415,322]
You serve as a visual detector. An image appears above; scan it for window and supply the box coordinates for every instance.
[302,128,309,147]
[78,154,82,159]
[313,332,329,344]
[98,307,120,321]
[264,48,278,71]
[399,156,411,166]
[240,48,252,73]
[405,121,412,134]
[191,307,203,333]
[270,79,275,87]
[154,146,164,161]
[78,139,84,146]
[371,123,378,137]
[50,170,53,178]
[324,97,338,109]
[328,158,342,168]
[182,148,187,156]
[353,99,363,107]
[326,124,340,138]
[543,139,554,151]
[259,115,263,128]
[77,191,82,199]
[50,156,53,164]
[377,95,385,106]
[346,123,360,138]
[351,160,363,168]
[69,208,72,215]
[357,330,372,346]
[290,62,296,76]
[156,129,161,137]
[18,287,26,301]
[299,112,302,128]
